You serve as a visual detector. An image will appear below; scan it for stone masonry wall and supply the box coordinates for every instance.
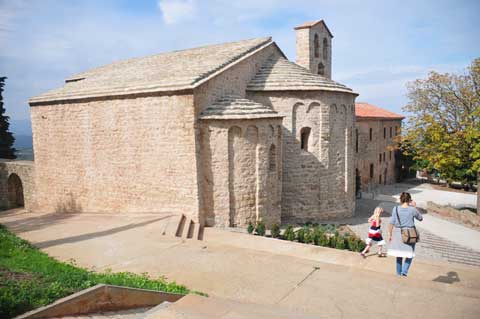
[199,118,282,228]
[0,160,35,211]
[248,90,356,223]
[194,43,284,225]
[355,119,402,191]
[30,93,200,217]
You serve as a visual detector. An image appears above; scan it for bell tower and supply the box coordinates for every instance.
[294,20,333,79]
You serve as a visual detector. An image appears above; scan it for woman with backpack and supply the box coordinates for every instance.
[388,192,423,276]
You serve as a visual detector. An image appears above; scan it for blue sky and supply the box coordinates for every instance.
[1,0,479,136]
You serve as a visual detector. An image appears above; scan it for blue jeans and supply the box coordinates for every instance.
[396,257,413,276]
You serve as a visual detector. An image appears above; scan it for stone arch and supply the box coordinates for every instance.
[7,173,24,208]
[307,102,321,114]
[323,37,328,60]
[314,33,320,58]
[292,102,305,138]
[340,104,346,115]
[331,104,338,113]
[317,62,325,76]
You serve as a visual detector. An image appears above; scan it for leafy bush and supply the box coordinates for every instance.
[283,225,296,241]
[319,235,330,247]
[247,222,254,234]
[335,236,346,250]
[328,235,337,248]
[347,236,358,251]
[296,228,306,243]
[303,227,314,244]
[312,227,324,245]
[256,221,266,236]
[270,224,280,238]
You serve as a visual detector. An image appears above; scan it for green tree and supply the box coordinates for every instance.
[402,58,480,210]
[0,77,16,159]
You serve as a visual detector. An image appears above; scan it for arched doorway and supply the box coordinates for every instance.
[7,173,24,208]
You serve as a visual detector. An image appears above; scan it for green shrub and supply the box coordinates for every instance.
[296,228,306,243]
[356,238,367,252]
[270,224,280,238]
[303,227,314,244]
[247,222,254,234]
[283,225,296,241]
[318,233,330,247]
[347,236,357,251]
[335,236,346,250]
[328,235,337,248]
[256,221,266,236]
[312,227,324,245]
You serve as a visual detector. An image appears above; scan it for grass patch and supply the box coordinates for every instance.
[0,224,199,319]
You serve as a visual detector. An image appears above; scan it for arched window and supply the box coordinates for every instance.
[318,62,325,76]
[300,127,311,151]
[269,144,276,172]
[323,38,328,60]
[314,33,320,58]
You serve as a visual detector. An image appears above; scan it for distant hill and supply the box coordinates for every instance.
[14,134,33,149]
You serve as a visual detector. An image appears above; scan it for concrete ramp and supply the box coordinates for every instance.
[145,294,318,319]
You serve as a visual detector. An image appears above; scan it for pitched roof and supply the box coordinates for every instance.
[355,102,405,120]
[293,20,334,38]
[199,95,282,120]
[247,55,354,94]
[30,37,273,104]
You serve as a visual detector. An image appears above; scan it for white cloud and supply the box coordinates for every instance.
[158,0,196,25]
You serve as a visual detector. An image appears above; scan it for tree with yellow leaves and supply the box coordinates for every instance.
[402,58,480,211]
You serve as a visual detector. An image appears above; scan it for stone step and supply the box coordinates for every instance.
[162,214,203,240]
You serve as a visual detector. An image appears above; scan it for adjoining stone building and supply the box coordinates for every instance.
[354,102,404,192]
[1,20,358,227]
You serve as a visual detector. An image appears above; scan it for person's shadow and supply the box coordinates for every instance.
[433,271,460,284]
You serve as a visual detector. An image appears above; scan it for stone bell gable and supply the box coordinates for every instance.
[294,20,333,79]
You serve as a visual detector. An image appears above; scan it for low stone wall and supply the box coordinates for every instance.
[427,201,479,230]
[0,160,35,212]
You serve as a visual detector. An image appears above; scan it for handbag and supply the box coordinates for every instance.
[395,206,419,244]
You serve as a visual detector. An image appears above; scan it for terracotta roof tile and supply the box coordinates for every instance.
[355,102,404,120]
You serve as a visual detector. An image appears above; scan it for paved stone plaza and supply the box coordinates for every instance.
[1,207,479,318]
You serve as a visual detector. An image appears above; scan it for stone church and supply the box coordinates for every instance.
[4,20,358,228]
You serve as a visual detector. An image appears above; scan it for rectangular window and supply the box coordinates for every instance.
[370,164,374,178]
[395,126,398,135]
[369,128,372,141]
[379,175,382,184]
[390,127,392,138]
[383,152,386,162]
[355,129,359,153]
[379,153,382,163]
[384,127,386,139]
[389,151,392,160]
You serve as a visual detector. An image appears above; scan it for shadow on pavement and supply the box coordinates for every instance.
[433,271,461,284]
[35,216,171,249]
[1,212,77,233]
